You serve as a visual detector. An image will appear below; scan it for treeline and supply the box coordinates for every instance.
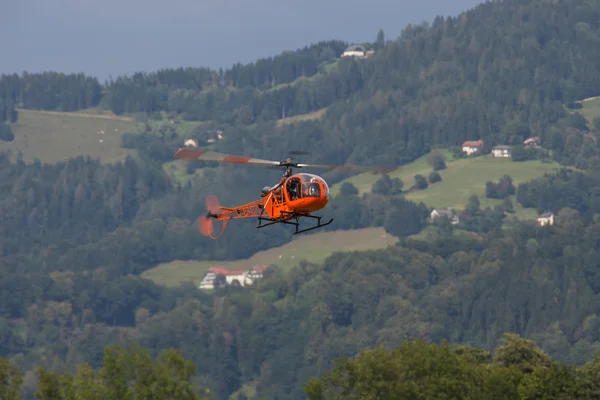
[223,40,348,88]
[0,72,103,121]
[516,168,600,215]
[305,334,600,399]
[0,343,211,400]
[0,40,350,122]
[108,55,363,123]
[3,334,600,400]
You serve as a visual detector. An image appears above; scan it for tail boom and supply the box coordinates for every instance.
[207,199,265,221]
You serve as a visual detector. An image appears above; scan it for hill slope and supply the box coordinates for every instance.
[3,1,600,399]
[331,150,562,217]
[142,227,398,287]
[0,109,137,163]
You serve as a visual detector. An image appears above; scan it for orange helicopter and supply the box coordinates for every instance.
[174,147,391,239]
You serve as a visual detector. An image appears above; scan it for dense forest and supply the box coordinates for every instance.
[3,334,600,399]
[3,0,600,398]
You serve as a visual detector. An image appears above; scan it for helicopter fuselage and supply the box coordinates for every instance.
[261,173,330,219]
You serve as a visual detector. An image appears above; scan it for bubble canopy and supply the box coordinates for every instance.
[288,173,330,199]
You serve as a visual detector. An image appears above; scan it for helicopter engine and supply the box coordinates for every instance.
[261,186,271,197]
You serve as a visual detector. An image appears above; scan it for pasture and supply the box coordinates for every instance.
[141,227,398,287]
[2,109,137,164]
[575,96,600,125]
[331,150,560,219]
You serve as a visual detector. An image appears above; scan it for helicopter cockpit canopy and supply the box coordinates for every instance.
[286,173,330,200]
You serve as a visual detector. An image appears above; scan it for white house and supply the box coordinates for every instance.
[198,265,267,290]
[524,137,540,148]
[184,138,197,147]
[199,270,216,289]
[246,265,267,281]
[492,145,512,158]
[430,208,459,225]
[537,212,555,226]
[342,45,367,57]
[462,140,483,156]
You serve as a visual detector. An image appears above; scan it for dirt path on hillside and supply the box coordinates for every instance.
[582,96,600,102]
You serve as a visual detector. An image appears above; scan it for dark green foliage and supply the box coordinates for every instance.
[511,145,539,161]
[486,175,516,199]
[428,171,441,183]
[383,197,429,237]
[516,168,599,214]
[0,72,101,118]
[305,333,600,400]
[375,29,385,50]
[427,151,446,171]
[372,174,403,195]
[339,182,359,197]
[414,174,428,190]
[0,122,14,142]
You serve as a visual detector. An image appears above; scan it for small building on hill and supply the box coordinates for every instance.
[198,265,268,290]
[524,137,540,148]
[462,140,483,156]
[430,208,459,225]
[342,45,373,58]
[537,212,555,226]
[184,139,197,147]
[492,145,512,158]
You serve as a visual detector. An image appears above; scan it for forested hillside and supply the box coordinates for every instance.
[3,0,600,399]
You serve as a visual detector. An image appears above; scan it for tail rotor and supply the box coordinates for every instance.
[198,195,228,240]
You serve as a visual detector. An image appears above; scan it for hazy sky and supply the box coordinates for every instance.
[3,0,484,82]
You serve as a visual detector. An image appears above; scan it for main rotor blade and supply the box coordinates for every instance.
[174,148,396,174]
[174,148,281,167]
[296,163,396,174]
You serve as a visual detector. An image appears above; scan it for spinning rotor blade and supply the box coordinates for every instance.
[295,163,396,174]
[174,148,396,174]
[198,195,228,240]
[198,216,213,237]
[174,148,281,167]
[206,195,221,214]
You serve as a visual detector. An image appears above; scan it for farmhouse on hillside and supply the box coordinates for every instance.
[184,139,197,147]
[198,265,267,290]
[430,208,459,225]
[462,140,483,156]
[492,145,512,158]
[342,45,374,58]
[524,137,540,148]
[537,212,555,226]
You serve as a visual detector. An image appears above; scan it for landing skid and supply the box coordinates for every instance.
[257,213,333,235]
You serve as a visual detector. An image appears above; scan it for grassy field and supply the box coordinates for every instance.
[276,108,328,126]
[575,97,600,125]
[141,227,398,287]
[229,383,257,400]
[2,109,138,164]
[331,150,561,219]
[162,160,207,185]
[267,59,341,92]
[330,149,454,197]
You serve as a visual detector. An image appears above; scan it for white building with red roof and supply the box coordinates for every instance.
[462,140,484,156]
[199,265,268,289]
